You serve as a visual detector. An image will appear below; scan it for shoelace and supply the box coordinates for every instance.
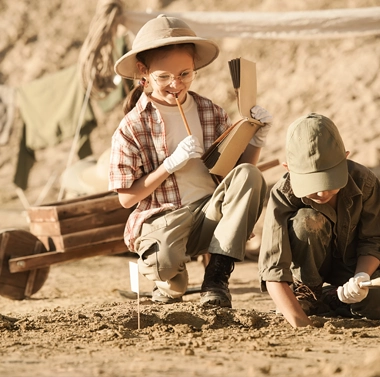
[293,283,319,301]
[206,257,235,284]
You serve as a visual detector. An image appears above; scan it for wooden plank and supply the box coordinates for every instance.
[29,207,130,236]
[29,221,62,236]
[34,236,53,251]
[27,191,120,222]
[31,191,116,208]
[257,158,280,172]
[43,223,126,251]
[0,231,10,277]
[27,206,59,223]
[24,269,37,298]
[24,240,43,298]
[9,239,129,273]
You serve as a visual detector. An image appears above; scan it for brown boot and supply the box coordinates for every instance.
[292,279,330,316]
[200,254,234,308]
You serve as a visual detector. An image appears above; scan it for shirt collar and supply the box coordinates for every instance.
[136,92,153,114]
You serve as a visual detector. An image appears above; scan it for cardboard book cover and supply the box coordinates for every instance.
[202,58,263,177]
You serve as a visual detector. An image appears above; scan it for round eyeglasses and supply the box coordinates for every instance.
[150,70,197,86]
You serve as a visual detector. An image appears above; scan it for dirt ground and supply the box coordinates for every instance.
[1,0,380,376]
[2,254,380,377]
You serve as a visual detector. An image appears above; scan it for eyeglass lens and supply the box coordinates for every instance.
[153,70,196,85]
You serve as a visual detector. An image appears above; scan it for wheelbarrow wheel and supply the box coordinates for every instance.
[0,229,50,300]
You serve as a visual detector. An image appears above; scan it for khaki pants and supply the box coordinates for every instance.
[290,208,380,319]
[134,164,267,298]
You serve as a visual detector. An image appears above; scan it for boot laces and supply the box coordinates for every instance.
[203,254,235,288]
[293,280,322,302]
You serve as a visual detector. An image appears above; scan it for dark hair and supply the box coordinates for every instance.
[123,43,196,114]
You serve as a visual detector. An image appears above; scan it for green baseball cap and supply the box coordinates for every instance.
[286,113,348,198]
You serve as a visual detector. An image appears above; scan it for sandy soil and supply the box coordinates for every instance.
[2,255,380,377]
[1,1,380,376]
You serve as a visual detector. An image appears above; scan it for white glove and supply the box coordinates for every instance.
[337,272,370,304]
[250,105,273,147]
[163,135,203,174]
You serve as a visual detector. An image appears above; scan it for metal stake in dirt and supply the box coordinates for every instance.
[129,261,140,330]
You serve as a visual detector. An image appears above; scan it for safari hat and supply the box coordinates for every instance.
[114,14,219,79]
[80,148,111,193]
[60,149,111,196]
[286,113,348,198]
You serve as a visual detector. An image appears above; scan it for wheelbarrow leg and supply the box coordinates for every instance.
[24,240,44,298]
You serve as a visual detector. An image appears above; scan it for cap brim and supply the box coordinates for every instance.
[289,159,348,198]
[114,38,219,79]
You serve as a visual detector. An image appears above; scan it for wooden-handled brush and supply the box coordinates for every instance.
[175,94,192,136]
[360,277,380,288]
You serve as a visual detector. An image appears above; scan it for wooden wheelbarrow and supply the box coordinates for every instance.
[0,191,132,300]
[0,158,280,301]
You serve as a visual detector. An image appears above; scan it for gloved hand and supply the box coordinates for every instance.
[250,105,273,147]
[337,272,370,304]
[163,135,203,174]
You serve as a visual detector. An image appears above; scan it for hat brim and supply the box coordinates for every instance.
[114,38,219,79]
[80,166,109,193]
[60,159,109,196]
[80,148,110,193]
[289,159,348,198]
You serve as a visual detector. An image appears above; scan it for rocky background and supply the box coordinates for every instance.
[1,0,379,228]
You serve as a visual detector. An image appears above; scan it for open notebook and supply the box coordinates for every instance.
[201,58,263,178]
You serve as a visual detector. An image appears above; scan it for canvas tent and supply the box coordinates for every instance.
[120,7,380,40]
[80,4,380,100]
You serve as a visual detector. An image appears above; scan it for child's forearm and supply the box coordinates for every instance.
[117,164,170,208]
[238,144,261,165]
[355,255,380,276]
[266,281,312,328]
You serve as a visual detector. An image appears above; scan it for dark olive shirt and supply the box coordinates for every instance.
[259,160,380,289]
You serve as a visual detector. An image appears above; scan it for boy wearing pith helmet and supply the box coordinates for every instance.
[258,113,380,327]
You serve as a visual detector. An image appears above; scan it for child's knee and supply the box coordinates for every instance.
[291,208,331,242]
[138,245,188,282]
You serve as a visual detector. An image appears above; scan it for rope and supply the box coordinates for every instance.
[57,72,94,201]
[57,1,124,200]
[79,0,124,98]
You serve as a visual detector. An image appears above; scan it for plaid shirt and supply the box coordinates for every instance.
[109,91,231,251]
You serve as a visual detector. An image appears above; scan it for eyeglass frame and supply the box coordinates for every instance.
[149,69,197,86]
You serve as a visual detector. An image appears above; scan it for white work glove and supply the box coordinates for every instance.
[163,135,203,174]
[250,105,273,147]
[337,272,370,304]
